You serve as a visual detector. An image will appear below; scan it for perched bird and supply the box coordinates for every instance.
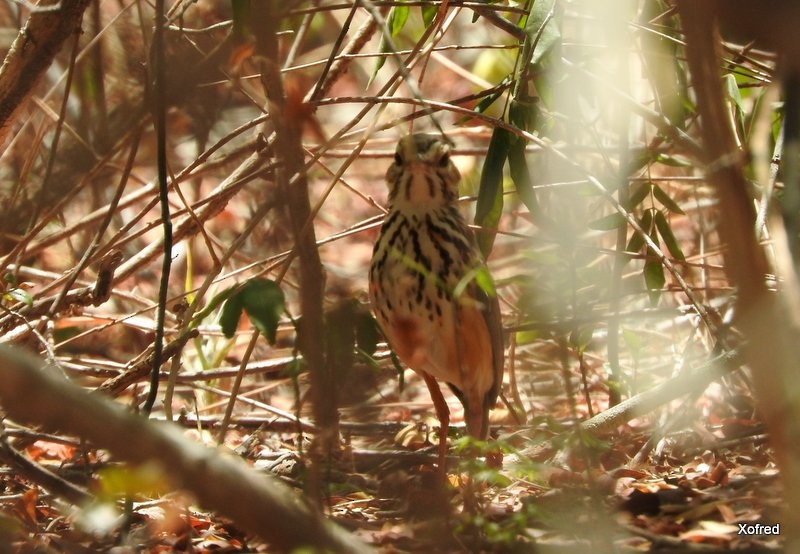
[369,133,504,472]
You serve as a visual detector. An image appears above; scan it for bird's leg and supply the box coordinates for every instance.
[422,372,450,477]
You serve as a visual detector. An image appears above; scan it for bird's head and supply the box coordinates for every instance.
[385,133,461,210]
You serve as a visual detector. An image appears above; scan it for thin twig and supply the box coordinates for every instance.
[144,0,172,415]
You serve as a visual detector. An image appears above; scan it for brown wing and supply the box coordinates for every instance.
[476,281,504,412]
[446,279,504,439]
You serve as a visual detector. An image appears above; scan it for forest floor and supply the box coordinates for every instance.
[1,354,782,553]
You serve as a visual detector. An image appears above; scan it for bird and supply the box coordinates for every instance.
[369,133,504,473]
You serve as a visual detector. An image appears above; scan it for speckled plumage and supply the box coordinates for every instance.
[369,134,504,448]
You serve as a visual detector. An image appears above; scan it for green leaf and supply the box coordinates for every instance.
[370,53,387,85]
[80,65,100,103]
[97,464,168,500]
[644,259,665,304]
[219,278,285,343]
[526,0,560,66]
[588,213,627,231]
[624,149,657,177]
[569,325,594,352]
[655,153,692,167]
[370,6,409,85]
[193,284,240,327]
[515,330,539,345]
[640,207,655,234]
[532,63,557,109]
[625,220,645,256]
[654,210,686,261]
[421,3,437,26]
[388,5,409,36]
[644,210,664,305]
[5,288,32,307]
[473,78,511,115]
[623,182,650,211]
[626,209,653,259]
[474,127,510,256]
[453,265,496,300]
[241,278,285,345]
[647,208,660,249]
[284,357,306,378]
[473,92,501,116]
[509,98,538,134]
[220,292,244,338]
[652,185,685,215]
[724,73,744,114]
[508,137,540,217]
[474,266,497,297]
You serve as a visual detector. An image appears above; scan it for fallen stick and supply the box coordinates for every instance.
[0,345,372,553]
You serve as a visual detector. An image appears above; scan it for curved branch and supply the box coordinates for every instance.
[0,0,92,146]
[0,345,372,553]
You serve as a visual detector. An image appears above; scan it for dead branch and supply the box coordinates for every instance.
[580,349,740,436]
[97,329,198,397]
[0,0,91,145]
[0,345,373,553]
[0,439,89,505]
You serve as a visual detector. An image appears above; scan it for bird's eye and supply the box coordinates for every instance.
[438,152,450,167]
[394,153,403,165]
